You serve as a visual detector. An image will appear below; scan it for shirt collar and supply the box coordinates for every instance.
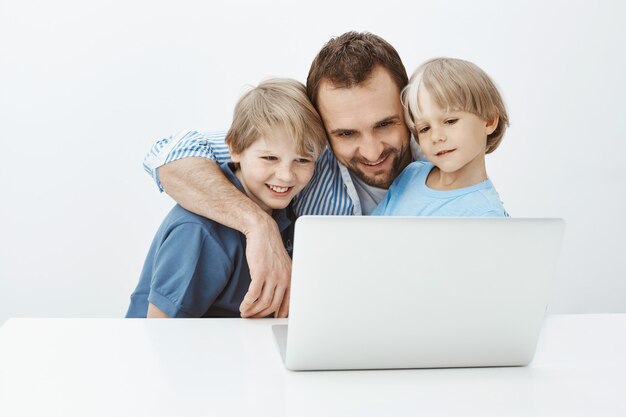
[332,134,423,215]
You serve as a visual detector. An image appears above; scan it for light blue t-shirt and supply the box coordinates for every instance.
[373,161,508,217]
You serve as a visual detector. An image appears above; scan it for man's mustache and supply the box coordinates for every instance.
[350,147,399,165]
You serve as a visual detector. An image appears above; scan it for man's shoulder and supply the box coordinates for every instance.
[315,146,338,167]
[294,145,353,216]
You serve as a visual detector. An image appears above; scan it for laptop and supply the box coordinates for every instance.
[273,216,565,371]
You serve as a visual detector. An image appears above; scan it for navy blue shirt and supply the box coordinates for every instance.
[126,163,294,318]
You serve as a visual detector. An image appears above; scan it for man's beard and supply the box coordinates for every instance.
[345,142,411,189]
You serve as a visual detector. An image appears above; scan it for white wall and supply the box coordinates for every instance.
[1,0,625,324]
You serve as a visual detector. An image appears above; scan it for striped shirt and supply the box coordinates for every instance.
[143,130,421,216]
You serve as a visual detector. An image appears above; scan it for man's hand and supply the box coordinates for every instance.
[158,158,292,317]
[240,219,292,318]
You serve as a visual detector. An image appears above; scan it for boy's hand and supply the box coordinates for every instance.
[240,220,291,318]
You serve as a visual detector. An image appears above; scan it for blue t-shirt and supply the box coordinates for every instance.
[126,163,294,318]
[373,161,508,217]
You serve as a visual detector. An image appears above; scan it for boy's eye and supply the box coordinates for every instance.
[444,118,459,125]
[295,158,312,164]
[417,126,430,134]
[261,156,278,161]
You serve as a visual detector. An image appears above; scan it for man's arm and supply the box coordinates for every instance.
[159,157,291,318]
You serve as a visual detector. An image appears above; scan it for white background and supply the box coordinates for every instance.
[1,0,625,325]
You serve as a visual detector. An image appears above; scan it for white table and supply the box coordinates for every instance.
[1,314,625,417]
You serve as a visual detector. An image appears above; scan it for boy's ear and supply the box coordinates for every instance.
[485,115,499,136]
[227,142,241,163]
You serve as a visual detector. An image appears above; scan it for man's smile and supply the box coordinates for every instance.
[359,154,389,167]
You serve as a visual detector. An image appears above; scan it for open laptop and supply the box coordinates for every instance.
[273,216,565,371]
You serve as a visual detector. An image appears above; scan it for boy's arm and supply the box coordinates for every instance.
[147,303,169,318]
[145,131,291,318]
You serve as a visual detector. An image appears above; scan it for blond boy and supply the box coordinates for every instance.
[374,58,509,217]
[127,79,326,318]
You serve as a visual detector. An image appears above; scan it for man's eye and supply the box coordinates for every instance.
[378,121,391,128]
[261,156,278,161]
[337,131,354,138]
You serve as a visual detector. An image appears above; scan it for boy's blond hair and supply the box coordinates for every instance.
[226,78,327,159]
[402,58,509,154]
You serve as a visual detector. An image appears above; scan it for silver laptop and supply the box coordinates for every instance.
[273,216,565,371]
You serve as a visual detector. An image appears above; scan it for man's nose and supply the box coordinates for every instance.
[359,134,385,162]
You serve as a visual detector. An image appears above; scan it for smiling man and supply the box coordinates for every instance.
[315,65,413,211]
[142,32,420,318]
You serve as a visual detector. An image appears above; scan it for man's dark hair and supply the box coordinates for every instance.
[306,31,408,109]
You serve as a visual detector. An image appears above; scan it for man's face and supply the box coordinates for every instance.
[317,66,412,189]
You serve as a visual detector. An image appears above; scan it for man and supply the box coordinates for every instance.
[143,31,419,318]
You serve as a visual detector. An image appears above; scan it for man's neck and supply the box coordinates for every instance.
[349,172,388,215]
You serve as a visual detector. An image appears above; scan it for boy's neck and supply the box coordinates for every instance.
[426,157,488,191]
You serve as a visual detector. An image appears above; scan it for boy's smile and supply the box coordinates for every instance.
[230,125,316,213]
[266,184,292,194]
[434,148,456,157]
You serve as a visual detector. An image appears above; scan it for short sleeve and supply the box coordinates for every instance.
[143,130,231,191]
[148,222,234,317]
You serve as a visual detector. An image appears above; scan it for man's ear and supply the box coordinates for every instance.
[485,114,499,136]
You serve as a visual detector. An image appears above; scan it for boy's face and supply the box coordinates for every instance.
[316,66,412,189]
[230,126,316,213]
[414,88,497,175]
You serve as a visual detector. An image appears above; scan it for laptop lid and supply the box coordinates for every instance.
[283,217,565,371]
